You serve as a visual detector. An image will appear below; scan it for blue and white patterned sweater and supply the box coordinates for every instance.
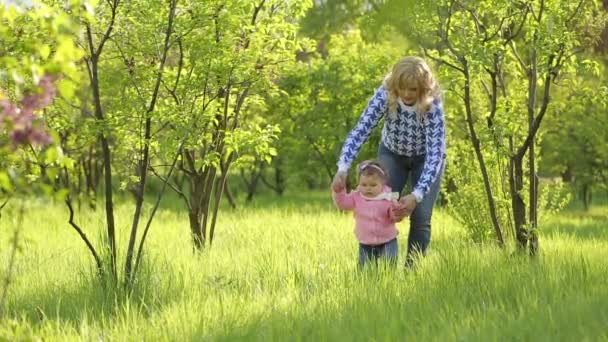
[337,86,446,201]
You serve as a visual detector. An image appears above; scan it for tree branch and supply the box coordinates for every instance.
[132,137,184,280]
[66,197,104,277]
[509,41,529,73]
[503,6,529,45]
[565,0,585,28]
[423,48,465,74]
[95,0,121,58]
[150,165,191,211]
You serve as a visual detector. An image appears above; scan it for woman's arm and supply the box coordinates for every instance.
[412,100,446,202]
[336,86,388,173]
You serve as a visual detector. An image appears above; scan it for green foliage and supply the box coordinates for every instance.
[445,138,513,242]
[150,0,313,170]
[537,179,572,224]
[0,1,83,95]
[0,1,84,196]
[299,0,372,39]
[266,30,404,188]
[540,66,608,196]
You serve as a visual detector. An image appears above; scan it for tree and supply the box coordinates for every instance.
[373,0,607,253]
[148,0,311,250]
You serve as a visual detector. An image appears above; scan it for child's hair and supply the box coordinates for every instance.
[357,159,389,182]
[383,56,441,120]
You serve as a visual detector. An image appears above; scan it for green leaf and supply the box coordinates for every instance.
[56,79,76,100]
[39,44,51,59]
[0,171,14,192]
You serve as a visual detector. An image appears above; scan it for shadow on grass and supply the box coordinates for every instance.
[189,254,608,342]
[542,215,608,241]
[5,256,187,330]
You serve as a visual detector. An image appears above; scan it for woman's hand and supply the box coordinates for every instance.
[332,171,347,192]
[391,194,418,221]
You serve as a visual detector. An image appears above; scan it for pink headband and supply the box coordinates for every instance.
[358,162,385,176]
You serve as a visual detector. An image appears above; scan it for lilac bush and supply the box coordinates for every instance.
[0,75,56,148]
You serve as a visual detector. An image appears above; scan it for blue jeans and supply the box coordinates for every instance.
[378,143,444,267]
[359,238,398,268]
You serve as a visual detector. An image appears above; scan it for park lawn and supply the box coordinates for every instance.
[1,193,607,341]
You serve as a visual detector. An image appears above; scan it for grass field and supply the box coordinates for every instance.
[1,191,607,341]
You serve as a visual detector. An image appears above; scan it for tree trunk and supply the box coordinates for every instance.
[582,184,591,211]
[527,47,539,256]
[261,161,286,196]
[561,165,573,182]
[210,158,233,245]
[124,0,177,286]
[188,176,206,250]
[274,165,285,195]
[187,166,217,251]
[463,61,504,246]
[82,146,99,209]
[85,1,121,281]
[305,177,316,190]
[528,146,539,256]
[510,154,528,250]
[241,163,263,202]
[223,179,237,209]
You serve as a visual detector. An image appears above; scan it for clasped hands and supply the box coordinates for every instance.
[331,171,417,222]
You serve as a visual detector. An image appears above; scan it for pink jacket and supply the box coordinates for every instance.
[332,186,399,246]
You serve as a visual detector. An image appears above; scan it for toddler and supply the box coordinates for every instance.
[332,159,400,267]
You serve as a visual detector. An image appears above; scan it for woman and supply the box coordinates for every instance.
[331,56,446,268]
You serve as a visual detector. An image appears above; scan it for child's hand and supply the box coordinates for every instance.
[332,171,347,192]
[390,200,409,222]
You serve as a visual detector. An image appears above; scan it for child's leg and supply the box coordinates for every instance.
[358,243,377,268]
[378,238,399,266]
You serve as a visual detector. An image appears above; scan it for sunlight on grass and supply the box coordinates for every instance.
[1,194,607,341]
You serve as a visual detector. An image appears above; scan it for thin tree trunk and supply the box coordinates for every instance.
[241,164,263,202]
[91,59,117,281]
[209,153,235,245]
[527,47,539,256]
[132,141,183,281]
[198,166,217,249]
[463,61,505,246]
[85,0,121,281]
[582,184,591,211]
[223,179,237,209]
[125,0,178,285]
[261,160,286,196]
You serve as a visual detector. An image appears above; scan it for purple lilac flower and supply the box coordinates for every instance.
[0,75,56,148]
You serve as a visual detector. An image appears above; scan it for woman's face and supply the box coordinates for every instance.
[399,86,418,105]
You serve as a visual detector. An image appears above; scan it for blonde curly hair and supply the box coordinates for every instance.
[382,56,441,120]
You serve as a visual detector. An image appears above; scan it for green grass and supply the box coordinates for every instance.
[1,192,607,341]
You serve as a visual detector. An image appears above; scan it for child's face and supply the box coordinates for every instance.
[399,85,418,105]
[358,173,384,197]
